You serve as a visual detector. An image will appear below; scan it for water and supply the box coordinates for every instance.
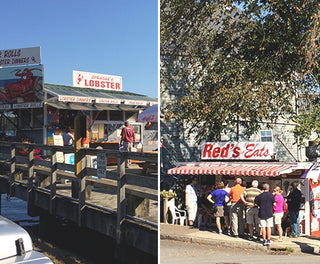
[1,194,39,226]
[0,194,157,264]
[0,194,101,263]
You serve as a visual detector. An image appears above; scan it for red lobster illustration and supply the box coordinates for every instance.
[0,68,41,102]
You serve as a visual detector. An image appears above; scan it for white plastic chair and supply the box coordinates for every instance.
[168,204,187,226]
[298,211,305,235]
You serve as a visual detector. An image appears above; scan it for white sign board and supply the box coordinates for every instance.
[73,70,122,91]
[58,95,92,103]
[97,152,107,178]
[124,100,147,106]
[0,47,41,67]
[201,142,274,160]
[53,135,64,163]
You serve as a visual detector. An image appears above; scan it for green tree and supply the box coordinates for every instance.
[161,0,320,144]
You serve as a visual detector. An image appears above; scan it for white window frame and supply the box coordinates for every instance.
[260,130,273,142]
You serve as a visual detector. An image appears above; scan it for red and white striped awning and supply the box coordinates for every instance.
[167,162,311,177]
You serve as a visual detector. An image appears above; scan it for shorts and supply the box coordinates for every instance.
[214,206,224,217]
[187,203,197,221]
[224,205,230,217]
[259,217,274,228]
[274,212,284,225]
[246,207,259,225]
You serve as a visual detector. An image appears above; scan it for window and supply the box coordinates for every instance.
[260,130,272,142]
[110,110,122,121]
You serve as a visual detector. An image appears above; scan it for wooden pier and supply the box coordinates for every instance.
[0,141,158,260]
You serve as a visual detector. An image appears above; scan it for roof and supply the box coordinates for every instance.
[167,162,311,177]
[44,83,157,110]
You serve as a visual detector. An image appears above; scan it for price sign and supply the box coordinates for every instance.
[97,152,106,178]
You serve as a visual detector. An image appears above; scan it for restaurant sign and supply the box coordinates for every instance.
[73,70,122,91]
[0,47,41,67]
[124,100,148,106]
[95,98,121,104]
[58,95,92,103]
[201,142,274,160]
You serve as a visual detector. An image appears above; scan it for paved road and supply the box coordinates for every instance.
[160,239,320,264]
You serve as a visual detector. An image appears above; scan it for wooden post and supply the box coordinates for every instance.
[115,152,126,257]
[163,197,168,224]
[27,145,35,216]
[74,113,86,226]
[49,148,57,215]
[9,144,16,197]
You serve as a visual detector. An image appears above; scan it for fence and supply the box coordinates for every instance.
[0,141,158,257]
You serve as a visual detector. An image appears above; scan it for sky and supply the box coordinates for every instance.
[1,0,158,98]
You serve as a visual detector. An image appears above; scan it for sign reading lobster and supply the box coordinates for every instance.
[0,67,42,103]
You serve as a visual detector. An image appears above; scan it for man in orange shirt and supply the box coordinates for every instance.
[228,177,245,237]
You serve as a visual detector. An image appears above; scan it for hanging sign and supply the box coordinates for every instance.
[124,100,147,106]
[73,70,122,91]
[0,47,41,67]
[95,98,121,104]
[201,142,274,160]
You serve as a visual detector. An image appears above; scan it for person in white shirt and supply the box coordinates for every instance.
[185,176,199,226]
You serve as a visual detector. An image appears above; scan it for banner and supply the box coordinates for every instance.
[0,47,41,67]
[201,142,274,160]
[73,70,122,91]
[0,65,43,104]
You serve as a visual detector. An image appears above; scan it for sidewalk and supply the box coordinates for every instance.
[160,223,320,254]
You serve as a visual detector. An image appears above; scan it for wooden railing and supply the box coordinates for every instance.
[0,141,158,249]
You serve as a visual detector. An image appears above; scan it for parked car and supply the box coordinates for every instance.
[0,216,53,263]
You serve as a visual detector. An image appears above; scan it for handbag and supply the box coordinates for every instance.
[283,201,288,213]
[212,205,218,213]
[211,192,223,214]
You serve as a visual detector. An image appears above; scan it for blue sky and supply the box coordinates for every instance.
[1,0,158,98]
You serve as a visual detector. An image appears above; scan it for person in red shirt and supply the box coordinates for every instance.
[228,177,245,237]
[120,121,136,168]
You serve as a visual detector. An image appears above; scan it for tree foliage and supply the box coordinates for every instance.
[161,0,320,144]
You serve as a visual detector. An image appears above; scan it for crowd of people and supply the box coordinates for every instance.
[185,176,302,246]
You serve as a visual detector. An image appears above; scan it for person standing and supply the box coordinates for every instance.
[228,177,245,238]
[198,186,215,228]
[254,183,276,246]
[273,186,285,242]
[120,121,136,168]
[240,180,262,241]
[286,181,302,238]
[185,176,199,226]
[207,181,230,234]
[63,127,74,146]
[223,180,231,234]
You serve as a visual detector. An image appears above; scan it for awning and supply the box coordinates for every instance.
[167,162,311,177]
[301,162,320,182]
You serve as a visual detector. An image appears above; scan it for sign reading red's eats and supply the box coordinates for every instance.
[201,142,274,160]
[73,71,122,91]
